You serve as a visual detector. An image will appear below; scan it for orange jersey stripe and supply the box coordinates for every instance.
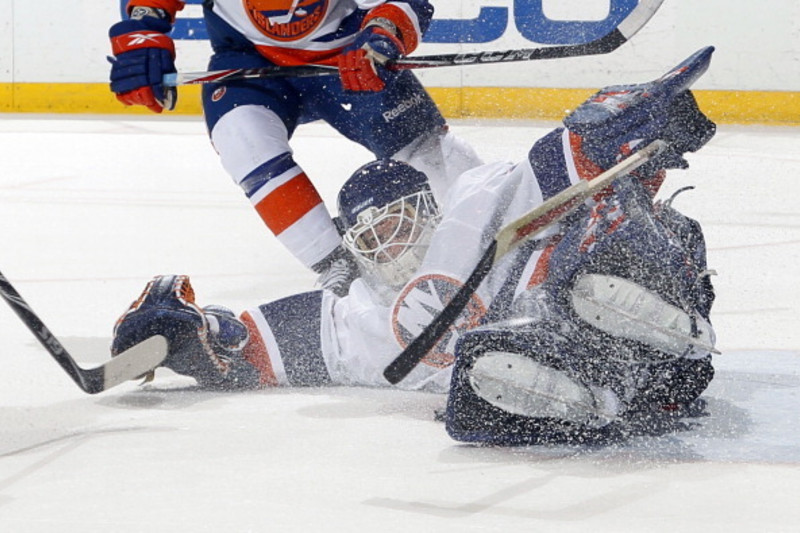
[240,311,279,387]
[253,45,342,66]
[254,172,324,235]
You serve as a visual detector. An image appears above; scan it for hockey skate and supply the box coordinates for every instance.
[312,245,360,297]
[112,275,260,389]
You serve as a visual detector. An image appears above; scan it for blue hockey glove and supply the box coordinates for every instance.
[109,14,177,113]
[112,275,261,390]
[338,25,405,92]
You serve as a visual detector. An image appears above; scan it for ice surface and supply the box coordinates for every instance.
[0,116,798,532]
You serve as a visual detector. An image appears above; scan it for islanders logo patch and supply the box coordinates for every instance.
[392,274,487,370]
[243,0,329,42]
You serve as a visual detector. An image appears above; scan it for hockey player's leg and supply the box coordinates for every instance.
[570,274,717,360]
[314,70,482,200]
[570,179,716,353]
[112,275,263,390]
[655,191,716,318]
[210,106,339,266]
[468,350,620,427]
[208,104,357,296]
[446,176,718,444]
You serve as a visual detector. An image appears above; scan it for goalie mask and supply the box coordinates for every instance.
[338,160,441,289]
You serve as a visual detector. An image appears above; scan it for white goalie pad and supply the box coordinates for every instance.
[570,274,718,360]
[468,351,620,428]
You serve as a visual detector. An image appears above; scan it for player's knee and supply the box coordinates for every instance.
[210,105,292,183]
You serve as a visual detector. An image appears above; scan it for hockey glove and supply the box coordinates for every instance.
[338,24,405,92]
[109,14,177,113]
[112,275,261,390]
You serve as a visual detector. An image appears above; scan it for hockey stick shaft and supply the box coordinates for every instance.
[164,0,663,86]
[0,270,168,394]
[383,140,668,384]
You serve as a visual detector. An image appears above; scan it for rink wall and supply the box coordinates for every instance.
[1,0,799,124]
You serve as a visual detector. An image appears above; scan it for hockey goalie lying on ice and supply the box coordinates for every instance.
[112,47,719,446]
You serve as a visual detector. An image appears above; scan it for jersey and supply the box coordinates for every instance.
[238,128,585,392]
[130,0,431,64]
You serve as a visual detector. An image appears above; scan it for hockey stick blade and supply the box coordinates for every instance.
[394,0,664,70]
[383,140,667,384]
[0,270,168,394]
[93,335,168,392]
[163,0,663,86]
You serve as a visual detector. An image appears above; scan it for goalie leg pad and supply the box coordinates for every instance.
[445,321,632,445]
[570,274,717,360]
[468,351,620,428]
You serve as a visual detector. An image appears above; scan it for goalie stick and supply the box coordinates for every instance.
[0,270,168,394]
[163,0,664,86]
[382,140,668,384]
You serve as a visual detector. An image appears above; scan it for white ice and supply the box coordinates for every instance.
[0,116,798,532]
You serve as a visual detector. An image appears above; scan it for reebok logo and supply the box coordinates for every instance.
[382,93,425,123]
[126,32,164,46]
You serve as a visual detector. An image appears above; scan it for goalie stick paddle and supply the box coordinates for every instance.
[163,0,664,86]
[382,140,668,385]
[0,270,168,394]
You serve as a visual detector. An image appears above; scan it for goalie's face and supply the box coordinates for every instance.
[343,190,440,288]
